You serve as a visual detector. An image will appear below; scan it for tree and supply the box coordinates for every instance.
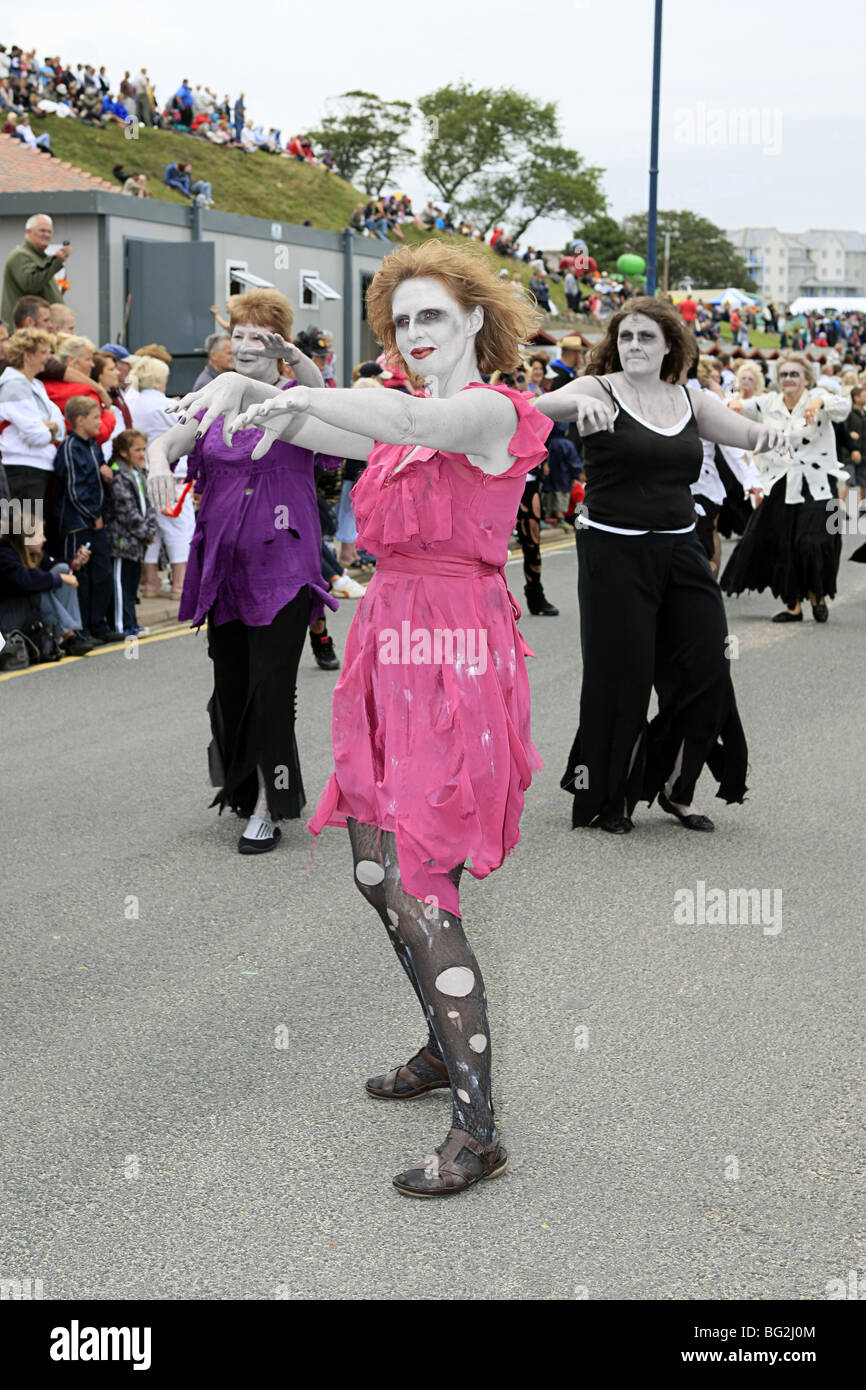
[466,146,604,243]
[507,145,605,243]
[620,210,757,290]
[571,214,627,271]
[308,91,414,196]
[417,82,557,208]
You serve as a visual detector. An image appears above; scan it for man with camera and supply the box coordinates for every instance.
[1,214,70,325]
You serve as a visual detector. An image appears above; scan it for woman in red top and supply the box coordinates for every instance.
[44,336,116,447]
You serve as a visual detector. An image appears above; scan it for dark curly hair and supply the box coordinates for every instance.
[584,296,693,384]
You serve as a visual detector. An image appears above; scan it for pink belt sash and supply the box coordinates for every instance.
[376,552,504,581]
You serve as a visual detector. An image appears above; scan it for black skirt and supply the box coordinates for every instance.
[205,587,311,820]
[720,476,841,608]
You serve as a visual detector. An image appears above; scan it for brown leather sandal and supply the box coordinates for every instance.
[365,1046,450,1100]
[392,1128,508,1197]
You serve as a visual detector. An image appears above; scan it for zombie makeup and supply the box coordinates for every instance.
[391,277,483,393]
[230,322,283,384]
[617,313,669,379]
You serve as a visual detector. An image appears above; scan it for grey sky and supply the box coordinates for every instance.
[14,0,864,250]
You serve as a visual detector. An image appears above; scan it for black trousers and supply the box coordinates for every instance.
[563,525,748,824]
[205,587,312,820]
[60,524,113,636]
[4,465,52,508]
[517,475,542,587]
[112,556,141,634]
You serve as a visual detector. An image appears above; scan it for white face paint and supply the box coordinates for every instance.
[230,322,281,384]
[391,277,484,396]
[778,365,808,399]
[617,313,669,381]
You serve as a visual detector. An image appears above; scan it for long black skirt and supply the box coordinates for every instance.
[205,587,311,820]
[720,476,841,607]
[562,526,748,826]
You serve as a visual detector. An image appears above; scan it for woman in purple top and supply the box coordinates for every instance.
[146,289,339,854]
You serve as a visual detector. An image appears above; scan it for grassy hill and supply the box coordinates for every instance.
[28,116,569,314]
[29,115,362,225]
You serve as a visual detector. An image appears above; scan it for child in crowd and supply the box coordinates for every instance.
[54,395,122,643]
[105,428,157,637]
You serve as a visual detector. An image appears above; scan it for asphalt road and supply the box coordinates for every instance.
[2,534,864,1301]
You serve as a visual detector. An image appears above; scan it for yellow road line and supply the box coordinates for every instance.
[506,538,575,563]
[0,624,196,682]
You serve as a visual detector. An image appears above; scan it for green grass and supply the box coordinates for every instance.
[27,116,570,315]
[29,116,363,226]
[717,324,781,349]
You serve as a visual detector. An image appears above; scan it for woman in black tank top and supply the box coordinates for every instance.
[585,377,702,531]
[536,298,786,833]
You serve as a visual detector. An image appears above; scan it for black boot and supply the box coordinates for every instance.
[309,625,340,669]
[524,578,559,616]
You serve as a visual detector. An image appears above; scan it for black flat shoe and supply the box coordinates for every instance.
[811,602,829,622]
[60,633,94,656]
[598,814,633,834]
[658,792,714,832]
[238,826,282,855]
[771,609,803,623]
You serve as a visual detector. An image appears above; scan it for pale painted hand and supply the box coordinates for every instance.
[252,330,302,366]
[574,395,616,436]
[170,372,252,446]
[228,385,311,460]
[803,401,822,426]
[146,453,177,511]
[753,425,792,458]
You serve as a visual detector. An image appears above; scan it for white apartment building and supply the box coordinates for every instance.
[726,227,866,305]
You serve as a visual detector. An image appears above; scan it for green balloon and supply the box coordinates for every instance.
[617,253,646,276]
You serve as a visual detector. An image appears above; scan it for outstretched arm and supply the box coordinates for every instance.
[692,391,791,456]
[533,377,616,435]
[229,382,521,473]
[173,372,372,461]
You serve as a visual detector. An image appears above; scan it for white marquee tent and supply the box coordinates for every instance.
[788,296,866,314]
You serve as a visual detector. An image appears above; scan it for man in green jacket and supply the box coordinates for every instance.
[1,214,71,324]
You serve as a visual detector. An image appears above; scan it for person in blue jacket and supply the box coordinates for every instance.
[101,94,132,126]
[163,161,213,206]
[54,395,123,644]
[174,79,194,127]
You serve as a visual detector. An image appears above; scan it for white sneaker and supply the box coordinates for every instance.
[331,575,367,599]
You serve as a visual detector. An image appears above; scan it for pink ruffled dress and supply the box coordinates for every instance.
[307,383,553,915]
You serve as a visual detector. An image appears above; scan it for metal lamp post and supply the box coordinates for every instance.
[646,0,663,295]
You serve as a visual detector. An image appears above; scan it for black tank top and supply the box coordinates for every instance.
[582,379,703,530]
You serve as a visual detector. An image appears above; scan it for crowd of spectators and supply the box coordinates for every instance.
[0,42,342,197]
[671,293,866,359]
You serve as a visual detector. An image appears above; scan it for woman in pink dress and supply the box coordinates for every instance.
[173,241,552,1198]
